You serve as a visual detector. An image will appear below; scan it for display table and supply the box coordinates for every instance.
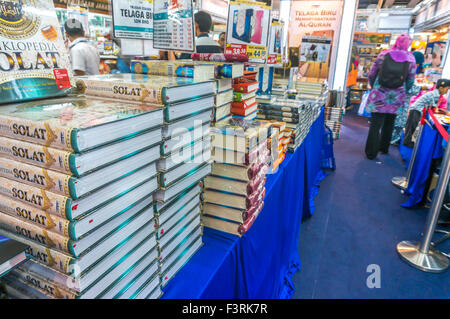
[400,121,444,208]
[161,110,326,299]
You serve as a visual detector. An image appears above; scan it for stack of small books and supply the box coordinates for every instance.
[202,118,272,236]
[231,71,260,120]
[294,78,328,100]
[76,73,215,290]
[266,121,291,171]
[210,63,245,123]
[0,97,164,299]
[324,106,343,139]
[256,97,322,152]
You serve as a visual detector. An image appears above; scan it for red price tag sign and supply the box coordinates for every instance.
[53,69,71,89]
[225,43,247,56]
[267,54,277,64]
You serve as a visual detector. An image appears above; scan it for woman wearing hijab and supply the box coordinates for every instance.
[364,34,417,160]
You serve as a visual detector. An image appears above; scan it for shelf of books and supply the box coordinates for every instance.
[0,0,328,300]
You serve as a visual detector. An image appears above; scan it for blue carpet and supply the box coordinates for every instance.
[292,112,450,299]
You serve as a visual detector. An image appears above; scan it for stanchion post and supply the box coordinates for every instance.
[392,123,424,191]
[397,132,450,272]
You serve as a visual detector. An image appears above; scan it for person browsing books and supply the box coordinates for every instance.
[64,18,100,76]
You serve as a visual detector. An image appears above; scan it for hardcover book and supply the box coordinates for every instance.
[103,256,159,299]
[0,127,161,176]
[215,89,233,107]
[10,231,157,299]
[0,196,155,275]
[0,96,163,152]
[0,176,157,241]
[161,124,210,156]
[202,200,263,236]
[2,275,50,299]
[132,273,161,299]
[158,138,210,172]
[203,184,265,210]
[160,224,202,268]
[0,0,72,104]
[157,207,201,249]
[210,118,271,152]
[202,201,262,224]
[130,60,215,83]
[164,95,215,123]
[162,110,211,139]
[256,113,299,123]
[213,103,231,122]
[0,235,28,278]
[233,81,260,93]
[153,183,201,217]
[233,91,257,102]
[0,162,157,222]
[0,144,160,199]
[160,234,203,288]
[204,174,266,196]
[211,162,269,182]
[211,142,269,166]
[154,163,211,203]
[216,78,232,93]
[231,111,257,121]
[194,61,244,78]
[231,103,258,117]
[231,97,257,110]
[75,74,215,105]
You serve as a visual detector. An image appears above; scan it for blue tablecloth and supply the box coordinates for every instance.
[402,122,444,208]
[161,110,326,299]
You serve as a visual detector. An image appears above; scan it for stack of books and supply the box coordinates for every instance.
[271,78,290,96]
[76,73,215,290]
[154,122,211,288]
[213,79,233,123]
[0,97,164,299]
[257,97,322,152]
[0,235,28,279]
[324,106,344,139]
[231,71,260,121]
[202,118,272,236]
[266,121,291,171]
[294,78,328,100]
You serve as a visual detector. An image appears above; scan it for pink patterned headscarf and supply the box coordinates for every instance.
[378,33,416,63]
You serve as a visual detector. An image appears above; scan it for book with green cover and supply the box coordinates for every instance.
[0,96,163,152]
[75,74,215,105]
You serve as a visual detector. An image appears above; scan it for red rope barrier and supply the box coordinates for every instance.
[428,108,449,142]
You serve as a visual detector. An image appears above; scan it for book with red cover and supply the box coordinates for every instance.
[231,102,258,116]
[233,81,259,93]
[231,97,257,110]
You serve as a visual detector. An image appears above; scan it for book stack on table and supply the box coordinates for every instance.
[324,106,344,139]
[231,71,260,121]
[76,73,215,292]
[256,97,322,152]
[294,78,328,100]
[0,97,164,299]
[202,118,272,236]
[190,60,245,124]
[266,121,291,172]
